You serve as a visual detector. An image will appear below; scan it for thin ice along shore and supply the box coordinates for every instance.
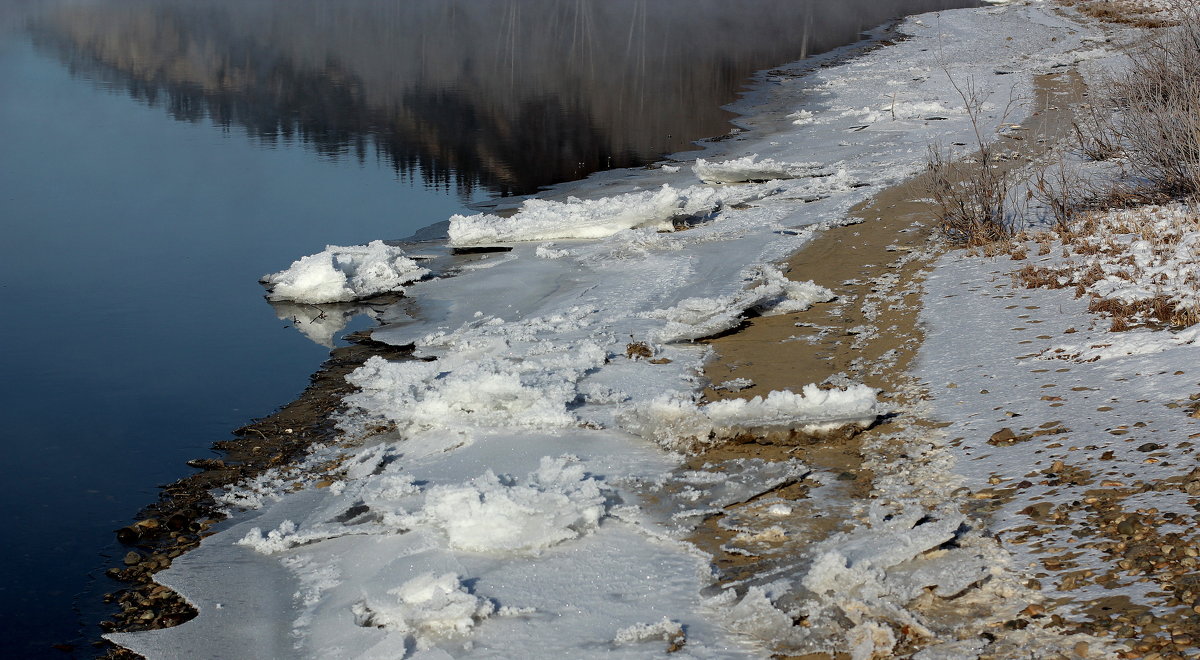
[107,1,1192,658]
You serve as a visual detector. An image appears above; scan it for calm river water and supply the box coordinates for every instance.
[0,0,974,655]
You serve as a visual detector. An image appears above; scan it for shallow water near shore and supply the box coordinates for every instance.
[0,0,977,655]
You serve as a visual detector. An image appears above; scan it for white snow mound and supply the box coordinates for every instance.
[404,456,608,555]
[692,154,825,184]
[646,265,834,342]
[340,341,606,435]
[261,240,428,303]
[621,384,882,452]
[351,572,496,649]
[447,183,763,245]
[613,617,685,645]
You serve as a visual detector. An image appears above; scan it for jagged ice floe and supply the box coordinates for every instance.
[261,240,428,303]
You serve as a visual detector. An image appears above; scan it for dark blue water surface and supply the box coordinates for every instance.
[0,31,484,657]
[0,0,976,655]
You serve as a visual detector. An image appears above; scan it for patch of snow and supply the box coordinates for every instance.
[645,266,834,343]
[261,240,428,304]
[692,155,826,184]
[351,573,496,649]
[612,617,684,645]
[713,377,755,392]
[447,183,770,245]
[403,456,608,555]
[788,109,815,125]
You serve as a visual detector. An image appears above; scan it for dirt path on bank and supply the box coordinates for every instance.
[689,71,1088,656]
[701,69,1085,467]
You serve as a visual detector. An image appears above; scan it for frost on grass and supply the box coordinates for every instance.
[261,240,428,304]
[645,265,834,343]
[1015,203,1200,329]
[691,154,826,184]
[351,573,495,650]
[620,384,881,453]
[447,183,767,245]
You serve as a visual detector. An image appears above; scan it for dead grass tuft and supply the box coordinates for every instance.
[1057,0,1177,28]
[1014,205,1200,329]
[625,341,654,360]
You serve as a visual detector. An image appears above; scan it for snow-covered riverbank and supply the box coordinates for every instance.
[109,2,1154,657]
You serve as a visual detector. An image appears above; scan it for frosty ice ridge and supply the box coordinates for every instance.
[620,384,883,453]
[691,154,829,184]
[447,182,776,245]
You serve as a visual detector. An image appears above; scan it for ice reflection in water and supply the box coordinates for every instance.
[271,302,374,348]
[270,299,416,348]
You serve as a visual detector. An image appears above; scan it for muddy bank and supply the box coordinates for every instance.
[96,337,411,657]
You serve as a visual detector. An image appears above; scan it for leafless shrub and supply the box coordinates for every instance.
[1031,156,1088,234]
[925,76,1024,245]
[926,145,1019,245]
[1071,103,1121,161]
[1107,6,1200,198]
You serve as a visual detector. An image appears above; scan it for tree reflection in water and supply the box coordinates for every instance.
[31,0,976,197]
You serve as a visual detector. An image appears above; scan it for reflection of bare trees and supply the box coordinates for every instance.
[32,0,974,196]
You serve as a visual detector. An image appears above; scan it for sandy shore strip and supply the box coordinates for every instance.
[691,71,1111,657]
[697,13,1200,660]
[98,2,1200,658]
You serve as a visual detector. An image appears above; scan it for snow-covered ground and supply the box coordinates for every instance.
[109,2,1158,658]
[917,211,1199,654]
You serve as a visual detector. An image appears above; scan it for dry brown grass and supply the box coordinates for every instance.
[1057,0,1177,28]
[925,72,1027,246]
[625,341,654,359]
[1013,206,1200,330]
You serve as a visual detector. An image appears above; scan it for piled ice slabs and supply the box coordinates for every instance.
[111,3,1116,658]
